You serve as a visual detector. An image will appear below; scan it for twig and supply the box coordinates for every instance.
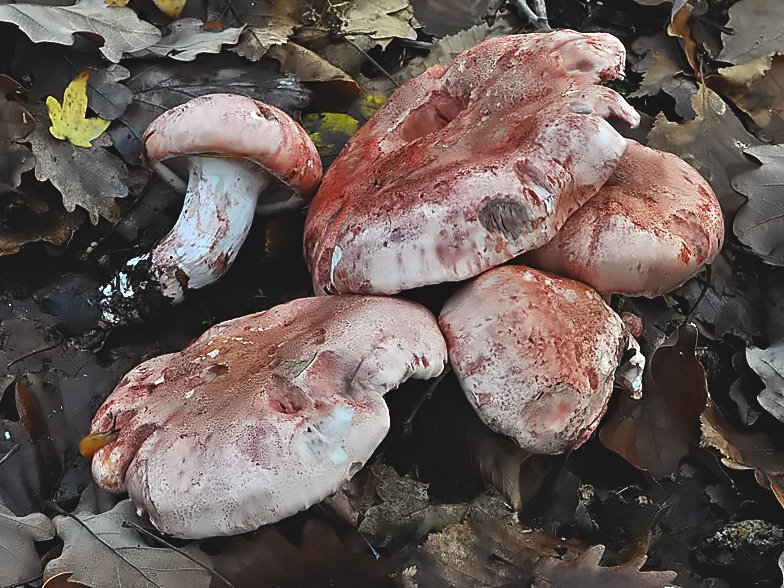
[3,572,43,588]
[0,444,21,468]
[46,503,164,588]
[7,334,63,368]
[684,264,712,325]
[122,520,238,588]
[343,36,400,88]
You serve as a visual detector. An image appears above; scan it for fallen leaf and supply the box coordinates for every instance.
[111,53,312,165]
[0,0,161,63]
[358,465,516,551]
[0,186,85,255]
[152,0,187,19]
[532,544,679,588]
[396,519,587,588]
[46,72,111,148]
[26,101,128,224]
[0,75,36,141]
[700,402,784,506]
[732,144,784,265]
[409,0,496,37]
[718,0,784,65]
[647,85,764,218]
[600,323,708,479]
[44,500,214,587]
[712,54,784,142]
[0,142,35,193]
[10,37,133,120]
[208,0,304,61]
[213,518,395,588]
[673,250,766,342]
[667,1,700,73]
[42,572,89,588]
[131,18,245,61]
[743,268,784,423]
[266,41,361,85]
[342,0,417,49]
[0,502,56,585]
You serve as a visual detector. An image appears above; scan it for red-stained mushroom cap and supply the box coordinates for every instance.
[87,296,446,539]
[142,94,322,302]
[439,265,643,455]
[523,140,724,296]
[304,30,640,295]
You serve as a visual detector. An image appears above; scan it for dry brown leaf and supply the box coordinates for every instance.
[398,519,588,588]
[667,2,700,73]
[600,324,708,479]
[647,85,764,218]
[0,187,85,256]
[700,402,784,505]
[532,545,679,588]
[714,54,784,142]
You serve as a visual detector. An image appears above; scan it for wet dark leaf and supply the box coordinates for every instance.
[647,85,763,219]
[674,251,766,342]
[10,38,133,120]
[600,323,708,479]
[410,0,495,37]
[0,185,85,256]
[0,74,35,141]
[0,141,35,191]
[25,102,128,224]
[745,268,784,423]
[212,518,395,588]
[111,53,311,165]
[732,144,784,265]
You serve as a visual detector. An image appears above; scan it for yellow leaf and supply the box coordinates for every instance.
[46,72,111,148]
[152,0,186,18]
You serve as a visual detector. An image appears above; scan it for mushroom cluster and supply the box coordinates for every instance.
[84,30,723,539]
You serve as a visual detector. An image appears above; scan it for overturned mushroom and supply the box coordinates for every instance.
[439,265,643,455]
[86,295,446,538]
[304,30,640,295]
[142,94,322,302]
[523,140,724,296]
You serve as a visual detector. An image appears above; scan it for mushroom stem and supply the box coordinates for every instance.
[151,156,270,302]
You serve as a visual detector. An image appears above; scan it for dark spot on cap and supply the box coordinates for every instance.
[477,197,535,240]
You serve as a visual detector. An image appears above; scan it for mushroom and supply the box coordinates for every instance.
[523,140,724,296]
[86,295,447,539]
[304,30,640,295]
[438,265,644,455]
[142,94,322,302]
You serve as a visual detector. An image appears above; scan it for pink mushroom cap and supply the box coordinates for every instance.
[143,94,322,199]
[439,265,641,455]
[88,296,447,538]
[523,140,724,297]
[304,30,640,295]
